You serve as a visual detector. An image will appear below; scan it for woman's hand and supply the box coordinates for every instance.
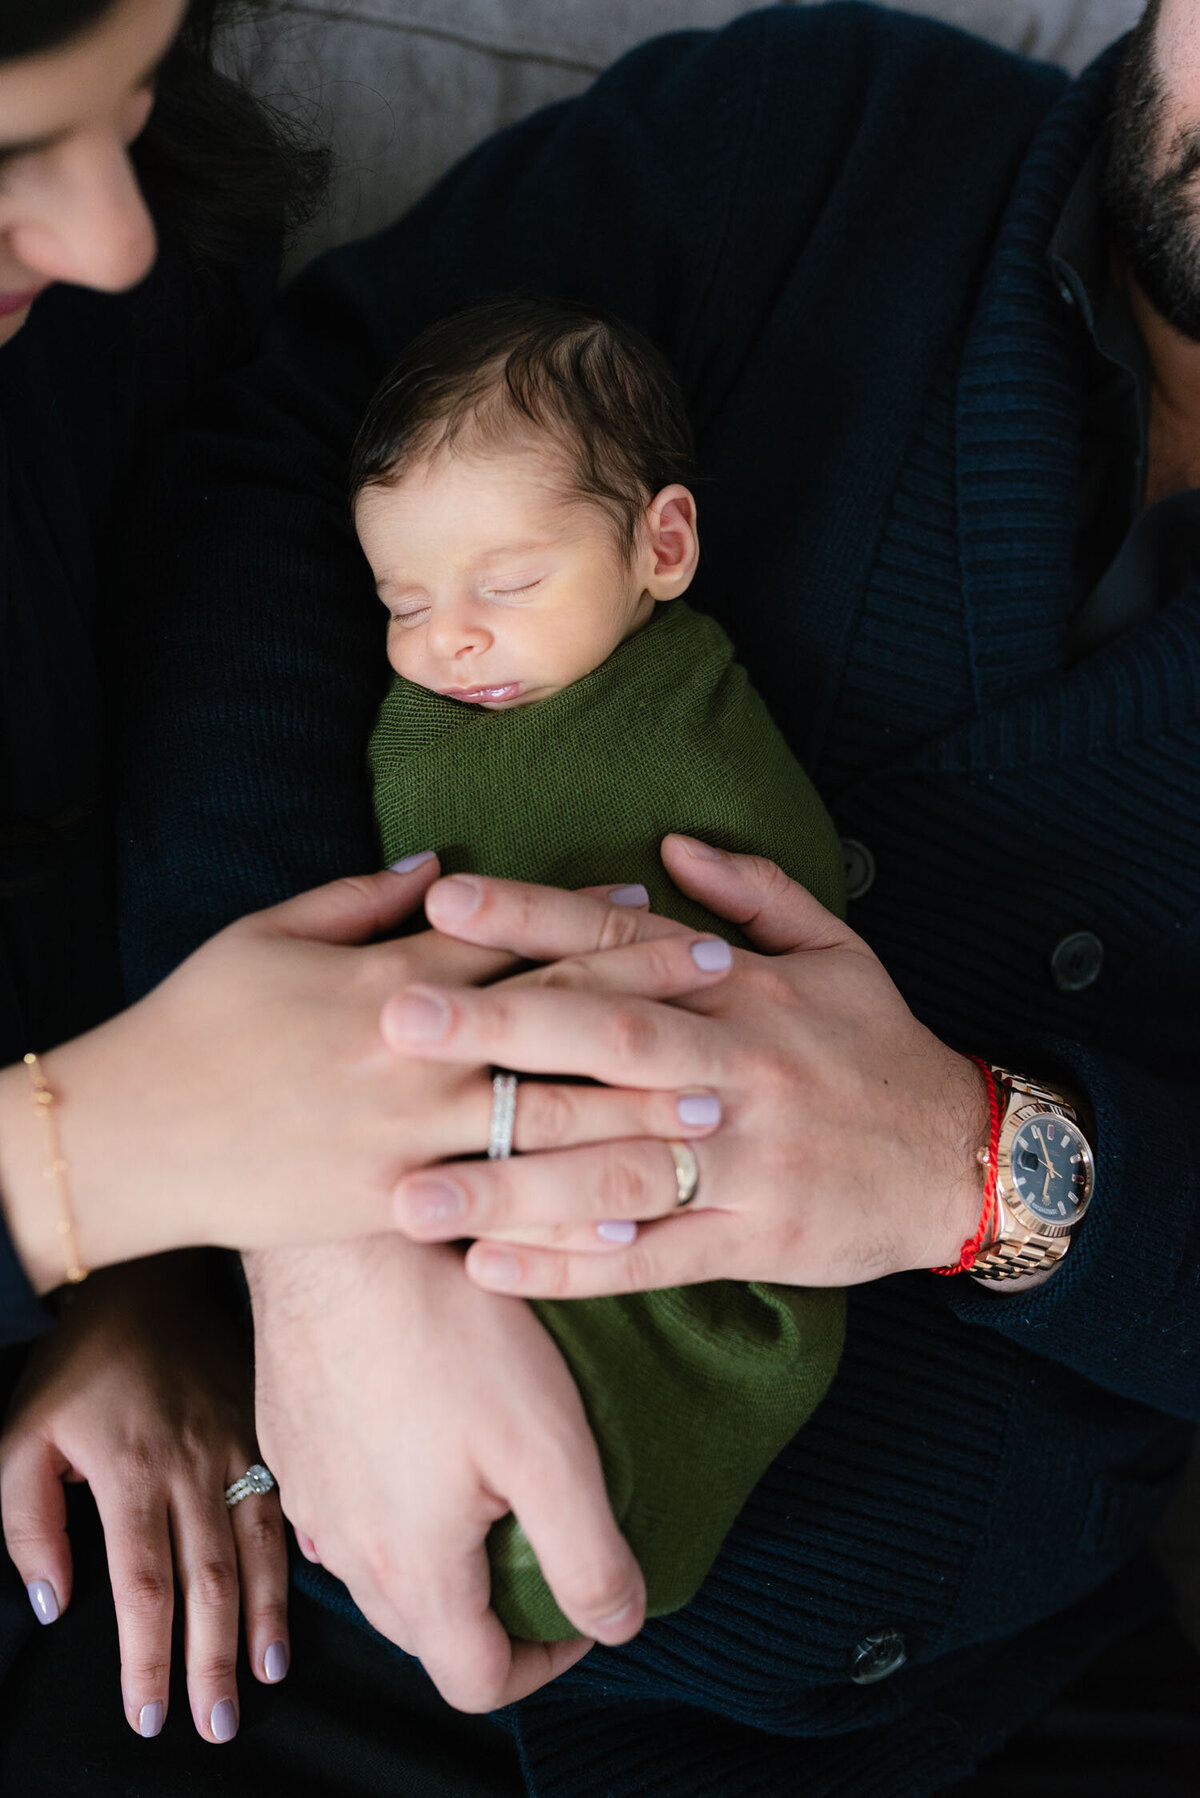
[386,836,989,1293]
[246,1236,644,1714]
[0,857,727,1292]
[0,1255,286,1743]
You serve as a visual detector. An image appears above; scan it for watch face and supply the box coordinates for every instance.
[1009,1114,1093,1224]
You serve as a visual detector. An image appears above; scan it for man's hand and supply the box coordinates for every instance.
[383,835,990,1295]
[246,1238,645,1714]
[0,857,730,1291]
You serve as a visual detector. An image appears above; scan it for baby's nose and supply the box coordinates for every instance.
[431,614,492,658]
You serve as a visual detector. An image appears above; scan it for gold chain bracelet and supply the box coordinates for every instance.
[23,1053,87,1287]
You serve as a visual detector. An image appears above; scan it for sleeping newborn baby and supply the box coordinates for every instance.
[353,296,846,1640]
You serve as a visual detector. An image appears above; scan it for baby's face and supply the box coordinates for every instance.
[355,443,657,707]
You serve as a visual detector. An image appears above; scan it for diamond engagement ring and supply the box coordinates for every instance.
[488,1071,518,1159]
[666,1140,700,1208]
[225,1464,276,1509]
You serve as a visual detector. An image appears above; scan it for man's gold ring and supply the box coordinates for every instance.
[666,1140,700,1208]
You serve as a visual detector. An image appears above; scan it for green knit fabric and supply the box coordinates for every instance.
[369,600,847,1639]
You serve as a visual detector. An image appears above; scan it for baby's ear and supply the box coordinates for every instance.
[642,485,700,601]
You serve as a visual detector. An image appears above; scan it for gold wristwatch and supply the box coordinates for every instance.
[969,1066,1096,1288]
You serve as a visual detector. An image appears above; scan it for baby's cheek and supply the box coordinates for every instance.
[386,633,415,679]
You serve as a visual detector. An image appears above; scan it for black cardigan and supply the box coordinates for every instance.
[110,8,1199,1794]
[0,230,273,1676]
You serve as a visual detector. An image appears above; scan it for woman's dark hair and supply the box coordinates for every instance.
[350,297,695,557]
[0,0,328,265]
[0,0,328,894]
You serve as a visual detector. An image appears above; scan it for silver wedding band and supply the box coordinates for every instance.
[666,1139,700,1208]
[225,1464,276,1509]
[488,1071,518,1159]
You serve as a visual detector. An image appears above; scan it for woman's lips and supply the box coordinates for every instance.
[0,286,45,319]
[438,682,523,704]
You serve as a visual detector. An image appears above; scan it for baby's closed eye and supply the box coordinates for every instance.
[482,578,544,600]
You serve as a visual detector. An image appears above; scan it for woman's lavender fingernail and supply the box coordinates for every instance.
[691,937,732,971]
[211,1700,238,1743]
[139,1702,164,1739]
[609,884,649,907]
[264,1640,289,1683]
[389,850,436,873]
[26,1581,58,1625]
[382,988,450,1043]
[597,1220,638,1245]
[677,1093,722,1127]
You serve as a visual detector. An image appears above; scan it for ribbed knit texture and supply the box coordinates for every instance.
[371,601,847,930]
[501,26,1200,1796]
[370,601,846,1637]
[114,9,1200,1795]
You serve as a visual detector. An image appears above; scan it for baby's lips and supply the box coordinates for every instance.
[436,681,523,703]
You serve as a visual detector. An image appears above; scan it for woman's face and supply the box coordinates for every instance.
[0,0,186,348]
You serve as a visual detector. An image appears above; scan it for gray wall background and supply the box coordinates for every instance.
[221,0,1144,270]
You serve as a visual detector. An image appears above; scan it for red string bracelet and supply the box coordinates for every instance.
[930,1055,1002,1276]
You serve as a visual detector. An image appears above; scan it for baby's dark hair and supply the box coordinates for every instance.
[348,296,695,556]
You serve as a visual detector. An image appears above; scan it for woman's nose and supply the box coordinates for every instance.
[8,134,157,294]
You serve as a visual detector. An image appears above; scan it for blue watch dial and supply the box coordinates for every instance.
[1009,1115,1092,1224]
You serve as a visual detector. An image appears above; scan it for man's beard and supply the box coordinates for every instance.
[1105,4,1200,342]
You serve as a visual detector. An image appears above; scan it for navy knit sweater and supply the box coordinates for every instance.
[113,8,1199,1794]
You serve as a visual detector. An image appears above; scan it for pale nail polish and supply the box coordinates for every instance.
[211,1700,238,1743]
[609,884,649,907]
[691,937,732,971]
[677,1093,722,1127]
[389,850,436,873]
[597,1221,638,1245]
[397,1178,467,1228]
[429,875,481,921]
[383,988,450,1043]
[139,1702,163,1739]
[676,835,722,860]
[26,1581,57,1625]
[264,1640,289,1684]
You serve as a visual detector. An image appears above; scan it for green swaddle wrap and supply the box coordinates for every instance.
[369,600,847,1639]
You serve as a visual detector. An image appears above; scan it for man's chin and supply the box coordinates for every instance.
[1121,225,1200,343]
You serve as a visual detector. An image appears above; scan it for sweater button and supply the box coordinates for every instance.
[1050,930,1104,993]
[849,1629,908,1684]
[841,838,876,901]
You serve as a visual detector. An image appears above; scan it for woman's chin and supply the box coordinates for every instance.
[0,300,36,349]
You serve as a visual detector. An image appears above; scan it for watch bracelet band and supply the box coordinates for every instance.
[968,1066,1080,1285]
[987,1066,1074,1111]
[970,1236,1064,1281]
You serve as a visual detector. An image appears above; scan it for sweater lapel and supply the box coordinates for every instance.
[892,39,1200,777]
[955,45,1122,710]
